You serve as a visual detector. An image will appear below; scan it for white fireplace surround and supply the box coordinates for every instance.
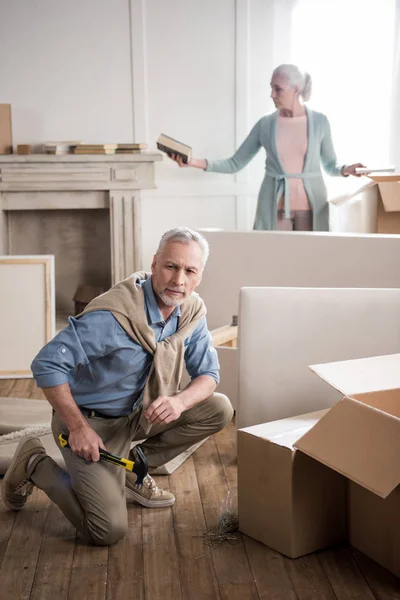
[0,153,162,285]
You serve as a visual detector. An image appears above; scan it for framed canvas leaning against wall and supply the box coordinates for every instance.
[0,255,55,378]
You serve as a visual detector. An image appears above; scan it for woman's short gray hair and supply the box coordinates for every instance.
[273,64,312,102]
[156,227,210,268]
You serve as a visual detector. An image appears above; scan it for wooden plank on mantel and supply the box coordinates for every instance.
[0,153,162,163]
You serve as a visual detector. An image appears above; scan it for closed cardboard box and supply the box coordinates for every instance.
[0,104,12,154]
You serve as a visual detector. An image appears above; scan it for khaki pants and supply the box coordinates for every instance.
[28,393,233,545]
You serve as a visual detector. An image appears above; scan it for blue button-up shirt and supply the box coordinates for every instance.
[31,277,219,416]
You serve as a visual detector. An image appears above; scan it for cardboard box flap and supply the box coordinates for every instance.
[368,173,400,183]
[294,397,400,498]
[309,354,400,397]
[378,181,400,212]
[240,409,327,450]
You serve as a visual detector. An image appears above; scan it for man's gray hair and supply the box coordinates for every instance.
[273,64,312,102]
[156,227,210,267]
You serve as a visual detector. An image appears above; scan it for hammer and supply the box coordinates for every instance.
[58,433,148,487]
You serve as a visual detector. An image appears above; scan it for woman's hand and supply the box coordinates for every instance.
[168,154,207,170]
[169,153,191,167]
[342,163,366,177]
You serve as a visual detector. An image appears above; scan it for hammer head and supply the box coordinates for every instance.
[132,445,148,488]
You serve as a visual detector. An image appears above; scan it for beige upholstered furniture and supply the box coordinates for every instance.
[198,231,400,416]
[198,231,400,330]
[237,287,400,429]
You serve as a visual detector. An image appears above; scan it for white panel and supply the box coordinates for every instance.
[145,0,236,176]
[238,287,400,428]
[198,230,400,330]
[141,0,250,252]
[248,0,276,188]
[141,195,236,269]
[0,0,133,146]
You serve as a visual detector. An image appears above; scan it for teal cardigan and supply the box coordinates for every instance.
[206,106,345,231]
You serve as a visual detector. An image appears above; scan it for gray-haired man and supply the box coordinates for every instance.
[2,228,233,545]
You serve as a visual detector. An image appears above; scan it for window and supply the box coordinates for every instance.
[291,0,396,166]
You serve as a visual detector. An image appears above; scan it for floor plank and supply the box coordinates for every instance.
[0,488,50,600]
[9,378,36,398]
[0,379,16,395]
[352,548,400,600]
[284,554,337,600]
[142,476,183,600]
[29,382,46,401]
[106,504,144,600]
[170,456,221,600]
[319,545,375,600]
[0,493,17,570]
[244,536,299,600]
[214,419,237,491]
[68,540,108,600]
[30,503,76,600]
[193,436,260,600]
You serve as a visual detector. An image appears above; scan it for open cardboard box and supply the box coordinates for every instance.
[238,410,347,558]
[238,353,400,576]
[368,173,400,233]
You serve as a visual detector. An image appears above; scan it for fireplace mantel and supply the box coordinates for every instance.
[0,152,162,283]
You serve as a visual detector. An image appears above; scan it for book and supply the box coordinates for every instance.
[74,149,116,155]
[0,104,12,154]
[44,141,81,155]
[156,133,192,163]
[117,143,147,150]
[355,166,395,175]
[76,144,118,150]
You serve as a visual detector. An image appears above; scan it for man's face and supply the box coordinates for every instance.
[151,241,204,308]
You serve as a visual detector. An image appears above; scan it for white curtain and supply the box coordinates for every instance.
[290,0,396,167]
[390,0,400,169]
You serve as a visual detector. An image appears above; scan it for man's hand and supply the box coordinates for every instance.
[68,425,106,462]
[144,395,185,426]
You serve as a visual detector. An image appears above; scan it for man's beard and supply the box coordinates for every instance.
[159,288,188,307]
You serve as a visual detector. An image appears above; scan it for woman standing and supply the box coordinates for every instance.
[171,64,365,231]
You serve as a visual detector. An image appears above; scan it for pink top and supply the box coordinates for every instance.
[277,115,311,212]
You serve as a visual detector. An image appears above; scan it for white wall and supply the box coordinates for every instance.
[1,0,389,269]
[0,0,133,145]
[0,0,282,268]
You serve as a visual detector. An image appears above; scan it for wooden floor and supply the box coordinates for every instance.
[0,379,399,600]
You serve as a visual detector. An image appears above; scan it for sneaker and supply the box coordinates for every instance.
[1,435,46,511]
[125,471,175,508]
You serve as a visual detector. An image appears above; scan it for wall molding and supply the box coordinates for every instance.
[129,0,256,229]
[129,0,149,144]
[234,0,252,228]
